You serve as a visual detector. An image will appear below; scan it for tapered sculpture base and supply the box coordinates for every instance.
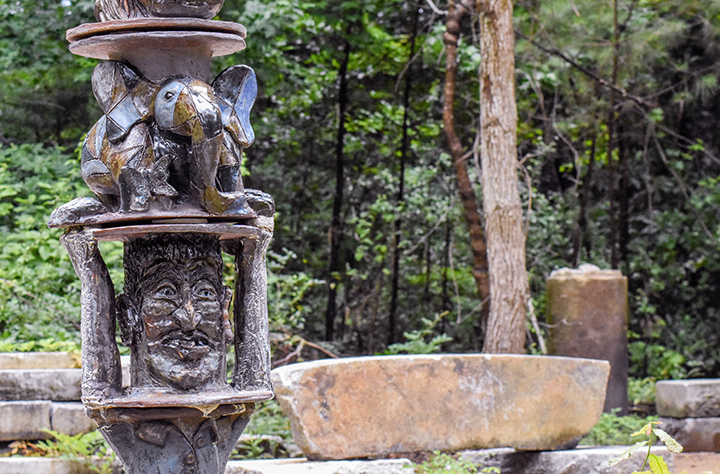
[99,405,251,474]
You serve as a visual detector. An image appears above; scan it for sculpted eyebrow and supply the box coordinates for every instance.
[143,263,184,286]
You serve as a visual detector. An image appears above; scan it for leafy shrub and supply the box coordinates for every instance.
[0,336,80,353]
[232,400,295,459]
[415,452,499,474]
[580,411,659,446]
[266,249,325,332]
[382,311,452,355]
[2,429,115,474]
[0,144,88,347]
[628,377,657,406]
[243,399,292,441]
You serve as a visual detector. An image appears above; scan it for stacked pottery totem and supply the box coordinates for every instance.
[48,1,274,472]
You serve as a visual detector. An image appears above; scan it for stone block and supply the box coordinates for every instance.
[659,417,720,452]
[3,452,720,474]
[0,369,81,401]
[546,265,629,415]
[225,459,413,474]
[657,379,720,418]
[461,446,675,474]
[0,352,80,370]
[51,402,96,436]
[673,452,720,474]
[0,458,110,474]
[0,400,51,441]
[271,354,609,460]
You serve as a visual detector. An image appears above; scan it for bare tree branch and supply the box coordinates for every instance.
[425,0,447,15]
[515,29,655,109]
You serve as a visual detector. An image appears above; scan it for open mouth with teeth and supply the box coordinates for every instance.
[158,333,212,361]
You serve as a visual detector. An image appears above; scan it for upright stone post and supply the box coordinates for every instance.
[546,264,629,415]
[47,2,275,472]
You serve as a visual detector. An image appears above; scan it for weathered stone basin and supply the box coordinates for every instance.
[271,354,610,460]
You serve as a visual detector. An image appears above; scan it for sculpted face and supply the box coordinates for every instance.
[135,255,231,391]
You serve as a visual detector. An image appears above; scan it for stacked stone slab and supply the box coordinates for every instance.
[657,379,720,452]
[0,352,129,442]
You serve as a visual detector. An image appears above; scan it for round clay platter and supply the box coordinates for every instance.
[66,18,246,42]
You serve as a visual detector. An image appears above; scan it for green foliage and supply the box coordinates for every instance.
[0,0,97,144]
[267,249,325,332]
[0,144,88,346]
[0,336,80,353]
[244,400,292,441]
[414,452,499,474]
[17,430,115,474]
[581,411,659,446]
[628,377,657,406]
[382,311,452,355]
[629,340,687,380]
[233,436,271,460]
[232,400,294,459]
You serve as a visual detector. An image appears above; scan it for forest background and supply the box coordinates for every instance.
[1,0,719,396]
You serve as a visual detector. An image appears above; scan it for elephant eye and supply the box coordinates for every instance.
[164,91,175,100]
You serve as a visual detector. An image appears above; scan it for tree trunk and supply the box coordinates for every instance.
[607,0,620,269]
[571,129,596,267]
[324,38,351,341]
[479,0,529,354]
[443,0,491,328]
[618,134,630,271]
[388,2,420,346]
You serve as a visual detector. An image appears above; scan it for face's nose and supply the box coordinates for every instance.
[173,300,200,332]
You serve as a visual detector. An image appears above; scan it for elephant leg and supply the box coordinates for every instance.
[192,134,222,191]
[82,158,120,210]
[194,133,251,216]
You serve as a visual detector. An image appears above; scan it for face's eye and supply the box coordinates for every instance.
[153,281,178,300]
[164,90,175,101]
[193,282,217,301]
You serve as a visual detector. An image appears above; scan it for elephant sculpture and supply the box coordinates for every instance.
[94,0,224,21]
[80,60,257,217]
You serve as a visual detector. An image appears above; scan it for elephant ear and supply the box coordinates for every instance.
[91,61,153,143]
[212,65,257,148]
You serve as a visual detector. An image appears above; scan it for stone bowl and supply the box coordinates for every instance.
[271,354,610,460]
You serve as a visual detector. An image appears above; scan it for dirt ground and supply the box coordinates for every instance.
[674,453,720,474]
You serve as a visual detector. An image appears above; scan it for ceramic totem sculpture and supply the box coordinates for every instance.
[49,2,273,472]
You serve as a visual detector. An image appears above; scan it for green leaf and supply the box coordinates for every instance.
[647,454,671,474]
[653,428,683,453]
[608,441,648,466]
[648,108,664,124]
